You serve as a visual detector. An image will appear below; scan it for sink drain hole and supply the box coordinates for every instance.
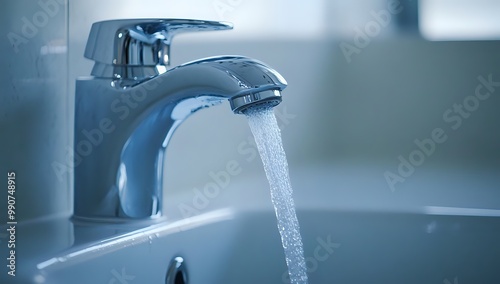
[166,256,188,284]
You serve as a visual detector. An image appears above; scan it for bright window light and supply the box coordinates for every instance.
[419,0,500,40]
[105,0,326,41]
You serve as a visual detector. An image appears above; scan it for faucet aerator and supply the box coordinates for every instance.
[230,89,282,114]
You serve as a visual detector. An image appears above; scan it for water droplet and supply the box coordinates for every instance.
[34,274,45,284]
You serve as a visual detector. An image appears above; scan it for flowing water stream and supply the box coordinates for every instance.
[245,106,308,284]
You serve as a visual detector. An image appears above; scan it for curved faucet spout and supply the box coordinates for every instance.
[74,56,287,220]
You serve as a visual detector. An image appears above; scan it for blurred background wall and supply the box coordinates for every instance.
[1,0,499,222]
[0,0,68,223]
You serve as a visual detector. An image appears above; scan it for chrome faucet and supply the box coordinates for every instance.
[74,19,287,220]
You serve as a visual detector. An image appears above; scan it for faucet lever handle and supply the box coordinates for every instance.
[84,19,233,67]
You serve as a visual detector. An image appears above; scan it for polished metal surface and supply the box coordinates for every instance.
[74,19,287,220]
[85,19,233,80]
[230,90,282,114]
[166,256,188,284]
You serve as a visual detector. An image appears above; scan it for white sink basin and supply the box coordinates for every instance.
[6,208,500,283]
[3,165,500,283]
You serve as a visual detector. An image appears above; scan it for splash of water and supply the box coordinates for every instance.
[245,106,308,284]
